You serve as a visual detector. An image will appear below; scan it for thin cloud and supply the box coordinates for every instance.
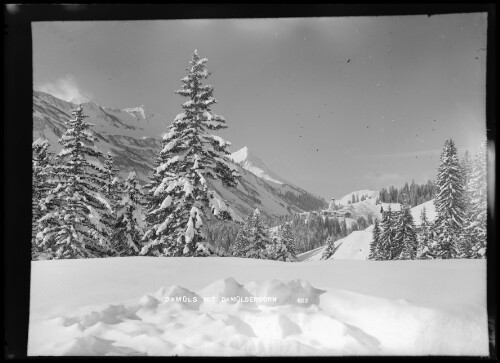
[36,75,92,103]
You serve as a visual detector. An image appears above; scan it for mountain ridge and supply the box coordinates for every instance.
[32,90,326,220]
[229,146,285,185]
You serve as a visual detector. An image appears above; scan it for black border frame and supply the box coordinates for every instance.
[4,4,497,360]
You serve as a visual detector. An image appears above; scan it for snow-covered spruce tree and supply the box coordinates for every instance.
[112,171,146,256]
[141,153,165,237]
[340,218,348,237]
[141,50,239,257]
[416,207,433,259]
[232,215,252,257]
[368,219,381,260]
[394,200,418,260]
[461,151,473,198]
[32,138,55,259]
[281,222,298,258]
[271,222,298,262]
[244,209,271,259]
[102,152,121,233]
[455,150,474,258]
[321,236,336,260]
[103,152,121,201]
[379,205,397,260]
[432,139,466,259]
[378,207,389,259]
[35,105,115,259]
[464,139,487,258]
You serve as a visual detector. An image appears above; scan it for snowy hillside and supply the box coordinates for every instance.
[207,170,321,221]
[230,146,285,185]
[33,90,164,179]
[335,190,378,206]
[33,90,325,221]
[299,226,374,262]
[410,199,437,224]
[336,198,399,221]
[28,257,488,356]
[299,199,437,262]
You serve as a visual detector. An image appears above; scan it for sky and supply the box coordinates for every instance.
[32,13,487,199]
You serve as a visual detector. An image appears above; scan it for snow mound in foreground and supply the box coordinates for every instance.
[29,277,488,357]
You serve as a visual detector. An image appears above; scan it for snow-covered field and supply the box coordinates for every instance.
[335,190,379,206]
[296,225,374,261]
[28,257,488,356]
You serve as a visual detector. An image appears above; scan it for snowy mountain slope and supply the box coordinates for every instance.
[34,90,165,138]
[299,199,437,261]
[298,226,374,262]
[297,197,393,231]
[33,91,325,220]
[335,190,378,206]
[334,198,400,221]
[316,198,401,230]
[410,199,437,224]
[230,147,285,185]
[28,257,488,356]
[33,90,164,179]
[208,160,327,221]
[331,225,375,260]
[207,170,298,221]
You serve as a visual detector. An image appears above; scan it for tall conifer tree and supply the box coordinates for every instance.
[232,216,252,257]
[416,207,433,259]
[32,138,54,259]
[112,171,146,256]
[368,219,381,260]
[379,205,397,259]
[142,50,239,256]
[465,140,487,258]
[394,200,418,260]
[36,105,115,259]
[432,139,465,259]
[245,209,270,259]
[271,222,298,262]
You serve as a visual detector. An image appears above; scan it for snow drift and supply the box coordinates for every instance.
[28,257,488,356]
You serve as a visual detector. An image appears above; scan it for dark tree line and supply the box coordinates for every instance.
[280,190,327,212]
[378,180,435,207]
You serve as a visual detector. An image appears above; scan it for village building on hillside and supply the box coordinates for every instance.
[328,197,336,211]
[322,209,352,218]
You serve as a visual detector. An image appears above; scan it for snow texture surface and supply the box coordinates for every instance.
[29,257,488,356]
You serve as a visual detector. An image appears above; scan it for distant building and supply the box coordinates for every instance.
[321,205,352,219]
[328,197,336,211]
[327,210,351,218]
